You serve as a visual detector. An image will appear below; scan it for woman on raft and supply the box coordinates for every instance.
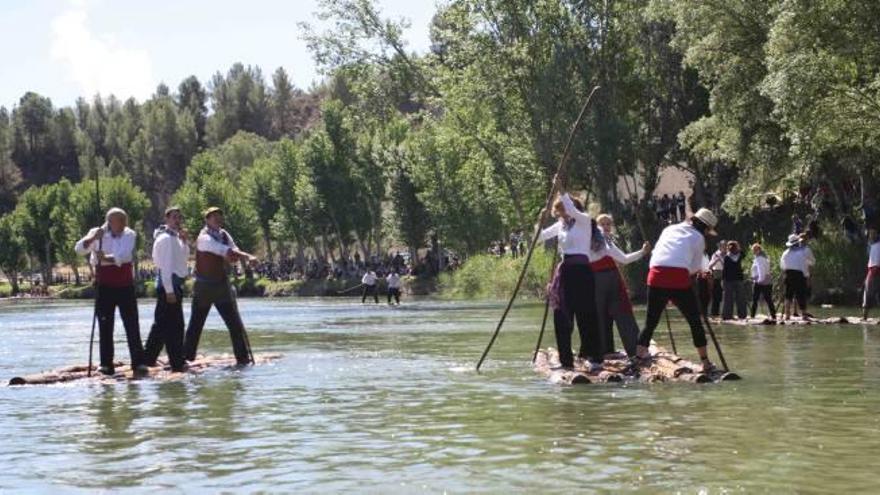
[749,243,776,320]
[862,228,880,321]
[539,191,602,371]
[589,214,651,358]
[636,208,719,372]
[780,233,815,321]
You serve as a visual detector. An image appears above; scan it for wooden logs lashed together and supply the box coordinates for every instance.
[8,353,282,386]
[534,345,741,385]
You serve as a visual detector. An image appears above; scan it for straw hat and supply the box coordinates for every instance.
[785,234,801,247]
[692,208,718,235]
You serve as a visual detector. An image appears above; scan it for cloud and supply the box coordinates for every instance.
[50,1,154,101]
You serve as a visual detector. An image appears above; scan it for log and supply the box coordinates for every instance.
[8,353,282,386]
[714,315,878,326]
[534,344,740,385]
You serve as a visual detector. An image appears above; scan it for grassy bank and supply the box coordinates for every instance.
[438,250,556,299]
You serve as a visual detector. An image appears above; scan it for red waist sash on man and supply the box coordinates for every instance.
[97,263,134,287]
[647,266,691,290]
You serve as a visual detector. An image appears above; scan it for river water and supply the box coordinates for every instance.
[1,298,878,493]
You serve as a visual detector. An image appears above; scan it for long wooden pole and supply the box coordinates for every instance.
[531,248,560,363]
[664,307,678,354]
[476,86,600,371]
[87,172,101,377]
[694,283,730,371]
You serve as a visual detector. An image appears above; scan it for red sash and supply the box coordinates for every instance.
[590,256,617,272]
[647,266,691,290]
[97,263,134,288]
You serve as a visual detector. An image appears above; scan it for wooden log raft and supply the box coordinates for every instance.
[8,353,282,386]
[534,344,740,385]
[713,314,879,326]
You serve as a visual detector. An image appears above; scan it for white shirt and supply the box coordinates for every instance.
[539,193,592,256]
[648,222,706,275]
[75,226,136,267]
[152,227,190,293]
[197,228,238,256]
[780,246,815,275]
[708,250,725,273]
[386,273,401,289]
[751,254,771,284]
[869,241,880,268]
[702,253,711,271]
[590,238,644,265]
[362,272,377,286]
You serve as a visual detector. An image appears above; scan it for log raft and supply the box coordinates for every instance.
[714,314,879,326]
[534,344,740,385]
[8,353,282,386]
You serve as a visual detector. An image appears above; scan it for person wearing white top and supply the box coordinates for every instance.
[706,241,727,317]
[637,208,719,371]
[361,270,379,303]
[862,229,880,320]
[144,206,190,371]
[183,207,258,365]
[539,192,601,369]
[780,234,815,320]
[590,214,651,357]
[386,272,402,305]
[749,243,776,320]
[73,207,146,375]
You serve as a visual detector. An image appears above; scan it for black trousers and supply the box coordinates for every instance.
[710,277,723,316]
[553,262,600,366]
[96,285,145,368]
[697,277,711,317]
[784,270,808,310]
[362,284,378,303]
[144,285,186,371]
[183,281,250,364]
[387,287,401,304]
[751,283,776,318]
[639,285,708,349]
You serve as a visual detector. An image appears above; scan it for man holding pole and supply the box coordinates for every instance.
[636,208,719,371]
[144,206,190,372]
[74,208,147,376]
[183,207,257,365]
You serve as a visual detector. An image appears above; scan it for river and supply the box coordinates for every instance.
[1,298,878,493]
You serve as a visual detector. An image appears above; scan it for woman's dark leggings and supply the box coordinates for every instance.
[553,262,600,367]
[639,285,707,349]
[751,283,776,318]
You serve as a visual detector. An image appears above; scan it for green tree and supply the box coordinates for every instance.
[241,157,280,260]
[0,213,27,295]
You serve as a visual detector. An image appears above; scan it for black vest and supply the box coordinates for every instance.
[722,254,744,281]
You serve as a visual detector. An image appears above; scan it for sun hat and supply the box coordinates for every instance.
[692,208,718,235]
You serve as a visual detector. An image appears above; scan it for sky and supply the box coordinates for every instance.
[0,0,436,109]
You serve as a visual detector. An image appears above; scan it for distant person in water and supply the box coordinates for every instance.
[637,208,719,372]
[386,271,402,305]
[144,206,190,372]
[749,243,776,320]
[361,269,379,303]
[780,234,815,321]
[589,213,651,358]
[183,207,258,365]
[74,207,147,376]
[539,191,601,371]
[862,228,880,320]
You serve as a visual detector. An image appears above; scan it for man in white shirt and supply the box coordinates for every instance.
[183,207,258,365]
[706,240,727,317]
[144,206,190,371]
[386,271,402,305]
[749,243,776,320]
[361,269,379,303]
[780,234,815,320]
[74,207,146,376]
[862,229,880,320]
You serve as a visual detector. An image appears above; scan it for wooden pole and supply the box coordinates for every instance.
[664,307,678,354]
[476,86,601,371]
[87,171,101,377]
[694,283,730,371]
[531,248,559,363]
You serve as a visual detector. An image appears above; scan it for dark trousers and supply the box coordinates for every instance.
[362,284,378,303]
[784,270,808,311]
[697,277,711,316]
[751,283,776,318]
[96,285,145,368]
[553,262,600,366]
[183,281,250,364]
[144,286,186,371]
[710,276,723,316]
[639,285,707,349]
[387,288,401,304]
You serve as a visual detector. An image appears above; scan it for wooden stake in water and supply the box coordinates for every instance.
[477,86,601,371]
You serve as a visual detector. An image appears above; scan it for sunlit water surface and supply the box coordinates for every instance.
[1,298,879,493]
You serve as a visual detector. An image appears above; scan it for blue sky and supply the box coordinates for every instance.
[0,0,436,109]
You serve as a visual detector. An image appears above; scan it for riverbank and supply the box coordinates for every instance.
[0,276,438,300]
